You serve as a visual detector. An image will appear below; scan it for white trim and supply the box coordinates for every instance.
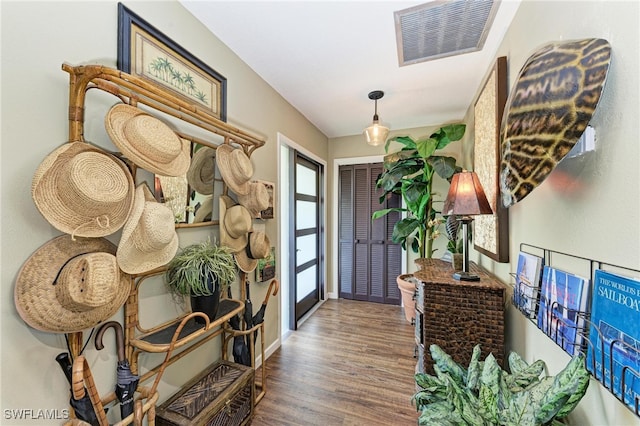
[276,132,328,334]
[332,156,408,300]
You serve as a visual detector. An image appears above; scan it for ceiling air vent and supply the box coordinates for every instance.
[395,0,500,66]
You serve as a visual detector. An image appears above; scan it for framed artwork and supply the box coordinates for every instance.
[117,3,227,121]
[256,247,276,282]
[256,180,275,220]
[473,56,509,263]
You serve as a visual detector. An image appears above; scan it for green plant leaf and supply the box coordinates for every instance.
[429,156,460,180]
[371,207,406,220]
[392,217,420,243]
[416,137,439,159]
[387,135,417,152]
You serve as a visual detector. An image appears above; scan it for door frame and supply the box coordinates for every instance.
[332,156,408,300]
[277,133,327,336]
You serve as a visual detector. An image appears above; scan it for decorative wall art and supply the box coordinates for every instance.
[499,38,611,207]
[473,56,509,263]
[117,3,227,121]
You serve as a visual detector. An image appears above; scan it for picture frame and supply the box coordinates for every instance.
[473,56,509,263]
[255,180,275,220]
[256,247,276,282]
[117,3,227,121]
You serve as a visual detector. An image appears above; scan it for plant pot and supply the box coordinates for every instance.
[396,274,416,324]
[451,253,463,271]
[190,272,221,324]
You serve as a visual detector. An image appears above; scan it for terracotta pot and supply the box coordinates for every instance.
[397,274,416,323]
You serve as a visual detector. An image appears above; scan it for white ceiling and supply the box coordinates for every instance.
[180,1,522,139]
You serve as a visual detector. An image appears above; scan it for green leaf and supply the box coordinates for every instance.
[429,156,460,180]
[416,137,439,159]
[432,124,466,150]
[391,218,420,243]
[387,135,417,152]
[371,207,406,220]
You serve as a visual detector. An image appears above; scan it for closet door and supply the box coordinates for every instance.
[338,163,401,304]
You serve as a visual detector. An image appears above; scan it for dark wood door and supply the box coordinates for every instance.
[338,163,401,304]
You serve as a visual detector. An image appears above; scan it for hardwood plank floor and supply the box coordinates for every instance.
[253,299,418,425]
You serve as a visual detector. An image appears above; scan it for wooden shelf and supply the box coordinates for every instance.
[129,299,244,353]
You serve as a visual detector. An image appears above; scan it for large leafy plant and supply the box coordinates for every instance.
[372,124,465,258]
[413,344,590,425]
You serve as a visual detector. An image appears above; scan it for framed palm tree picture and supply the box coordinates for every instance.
[117,3,227,121]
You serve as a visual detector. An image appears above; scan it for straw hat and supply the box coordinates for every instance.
[193,196,213,223]
[105,104,190,177]
[215,144,253,195]
[187,146,216,195]
[14,235,130,333]
[219,195,252,253]
[238,182,269,218]
[117,183,179,274]
[32,142,134,238]
[234,231,271,273]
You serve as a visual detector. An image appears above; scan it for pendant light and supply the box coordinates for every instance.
[364,90,390,146]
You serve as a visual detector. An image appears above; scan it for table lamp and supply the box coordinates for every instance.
[442,171,493,281]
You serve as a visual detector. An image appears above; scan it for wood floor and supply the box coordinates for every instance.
[253,299,418,425]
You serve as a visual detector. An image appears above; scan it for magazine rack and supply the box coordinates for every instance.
[510,243,640,417]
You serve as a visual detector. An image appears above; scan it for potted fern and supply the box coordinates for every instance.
[165,239,237,323]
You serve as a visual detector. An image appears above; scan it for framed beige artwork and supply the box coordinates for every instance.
[473,56,509,263]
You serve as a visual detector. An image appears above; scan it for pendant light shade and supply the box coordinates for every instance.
[364,90,390,146]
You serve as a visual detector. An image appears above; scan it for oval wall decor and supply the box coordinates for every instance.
[499,38,611,208]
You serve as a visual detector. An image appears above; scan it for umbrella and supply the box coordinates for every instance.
[226,287,250,366]
[251,279,279,343]
[55,352,101,426]
[95,321,139,420]
[244,277,254,349]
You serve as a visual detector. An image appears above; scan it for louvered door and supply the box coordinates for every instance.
[338,163,401,304]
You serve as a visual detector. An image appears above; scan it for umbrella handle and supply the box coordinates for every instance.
[263,279,279,305]
[94,321,126,363]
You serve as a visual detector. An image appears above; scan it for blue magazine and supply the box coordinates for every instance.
[586,269,640,410]
[514,251,543,318]
[537,266,590,356]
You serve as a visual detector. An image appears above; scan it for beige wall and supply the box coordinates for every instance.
[329,1,640,424]
[1,1,327,422]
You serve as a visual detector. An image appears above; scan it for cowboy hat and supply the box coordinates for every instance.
[117,183,179,274]
[215,144,253,195]
[219,195,252,253]
[234,231,271,273]
[187,145,216,195]
[105,104,190,177]
[32,142,134,238]
[238,182,269,218]
[14,235,130,333]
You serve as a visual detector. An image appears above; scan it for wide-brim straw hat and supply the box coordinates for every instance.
[187,146,216,195]
[238,182,269,218]
[105,104,190,177]
[32,142,134,238]
[193,196,213,223]
[219,195,252,253]
[215,144,252,195]
[117,183,179,274]
[234,231,271,273]
[14,235,130,333]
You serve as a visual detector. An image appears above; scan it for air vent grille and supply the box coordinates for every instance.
[395,0,499,66]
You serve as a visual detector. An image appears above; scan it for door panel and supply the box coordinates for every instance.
[338,163,401,304]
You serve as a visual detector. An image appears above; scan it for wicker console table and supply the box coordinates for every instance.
[413,258,506,374]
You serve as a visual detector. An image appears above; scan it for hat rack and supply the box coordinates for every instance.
[62,63,266,157]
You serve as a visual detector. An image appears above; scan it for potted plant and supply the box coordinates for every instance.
[414,344,590,425]
[372,124,465,259]
[165,239,237,324]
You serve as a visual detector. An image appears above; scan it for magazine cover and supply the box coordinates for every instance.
[586,269,640,410]
[514,251,544,318]
[537,266,590,355]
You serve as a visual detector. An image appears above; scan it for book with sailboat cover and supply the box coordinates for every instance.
[586,269,640,410]
[514,251,543,318]
[537,265,590,356]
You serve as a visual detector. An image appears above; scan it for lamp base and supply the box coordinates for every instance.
[453,271,480,282]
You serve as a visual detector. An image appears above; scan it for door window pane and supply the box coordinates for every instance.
[296,164,317,196]
[296,234,317,266]
[296,266,317,302]
[296,200,316,229]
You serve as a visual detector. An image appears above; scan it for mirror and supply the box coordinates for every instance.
[154,140,224,227]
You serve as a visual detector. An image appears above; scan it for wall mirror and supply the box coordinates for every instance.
[154,137,224,228]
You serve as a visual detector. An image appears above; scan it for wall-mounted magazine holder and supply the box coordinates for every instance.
[509,243,640,418]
